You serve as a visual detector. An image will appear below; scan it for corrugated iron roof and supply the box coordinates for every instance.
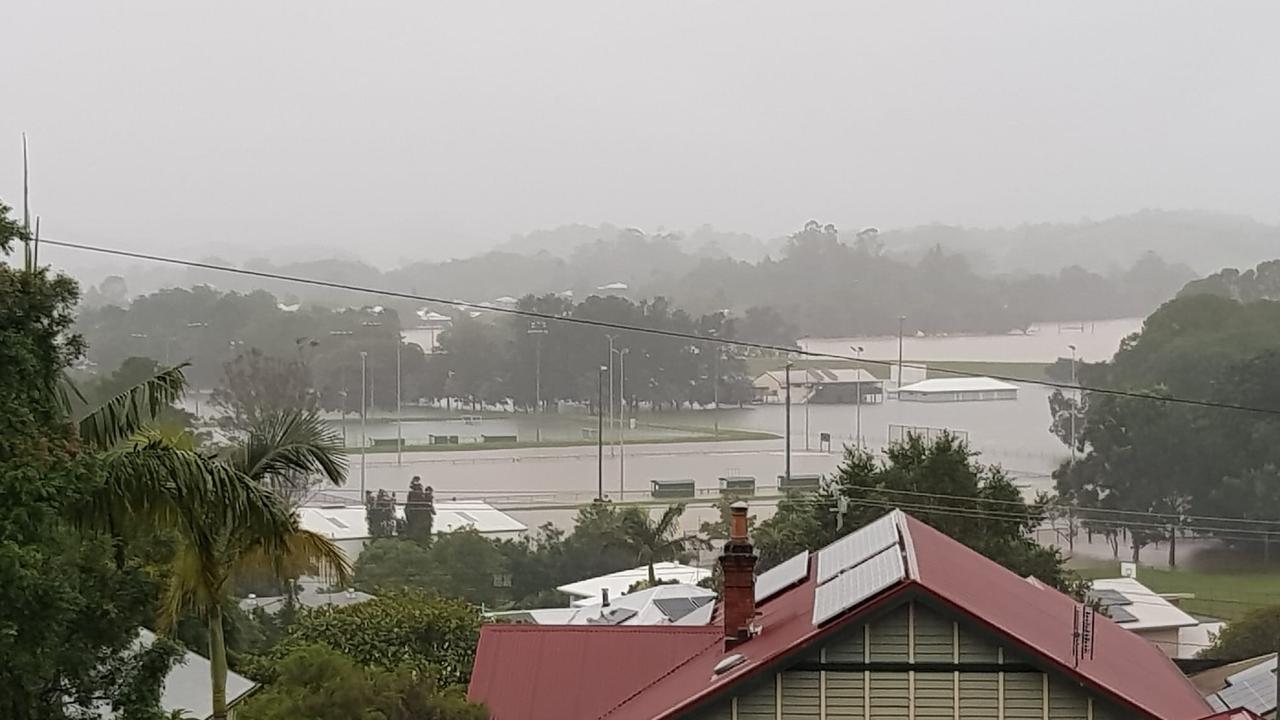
[469,511,1211,720]
[467,625,721,720]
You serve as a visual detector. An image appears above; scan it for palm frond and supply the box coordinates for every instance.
[160,539,225,629]
[76,364,190,450]
[236,409,348,490]
[237,526,353,588]
[78,437,293,546]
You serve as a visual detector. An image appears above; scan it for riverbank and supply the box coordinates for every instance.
[342,426,779,454]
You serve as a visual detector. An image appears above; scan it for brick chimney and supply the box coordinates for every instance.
[720,501,758,648]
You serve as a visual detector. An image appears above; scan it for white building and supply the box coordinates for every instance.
[556,562,711,606]
[897,376,1019,402]
[1089,577,1204,658]
[298,501,527,563]
[489,583,717,626]
[752,367,885,404]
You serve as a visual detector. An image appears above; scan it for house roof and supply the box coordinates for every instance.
[898,376,1020,393]
[239,580,375,614]
[489,584,717,626]
[469,510,1210,720]
[808,367,882,384]
[1198,710,1269,720]
[1203,654,1277,718]
[1090,577,1201,631]
[138,629,257,720]
[556,562,711,603]
[298,501,527,542]
[1192,655,1275,695]
[469,625,722,720]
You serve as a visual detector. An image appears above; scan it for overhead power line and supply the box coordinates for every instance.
[38,237,1280,418]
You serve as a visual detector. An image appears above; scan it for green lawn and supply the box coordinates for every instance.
[1074,561,1280,621]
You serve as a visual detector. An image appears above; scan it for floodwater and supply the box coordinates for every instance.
[800,317,1142,363]
[314,318,1141,534]
[330,385,1070,536]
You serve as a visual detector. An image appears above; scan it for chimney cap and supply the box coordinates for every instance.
[730,501,748,511]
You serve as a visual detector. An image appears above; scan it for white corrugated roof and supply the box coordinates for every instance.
[556,562,711,601]
[1090,577,1199,631]
[137,629,257,720]
[897,377,1019,393]
[298,501,527,541]
[489,583,716,626]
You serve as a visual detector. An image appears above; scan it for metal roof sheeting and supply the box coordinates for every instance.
[557,562,711,602]
[298,501,527,541]
[897,377,1019,393]
[470,511,1211,720]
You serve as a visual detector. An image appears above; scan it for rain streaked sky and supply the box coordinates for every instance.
[3,1,1279,267]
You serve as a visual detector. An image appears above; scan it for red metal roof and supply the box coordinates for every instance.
[469,511,1213,720]
[467,624,721,720]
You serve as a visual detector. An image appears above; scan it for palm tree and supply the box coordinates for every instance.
[619,504,706,586]
[68,364,293,568]
[161,409,351,720]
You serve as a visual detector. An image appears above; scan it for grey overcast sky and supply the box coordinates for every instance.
[3,1,1278,266]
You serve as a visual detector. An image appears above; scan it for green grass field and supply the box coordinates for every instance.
[1074,561,1280,621]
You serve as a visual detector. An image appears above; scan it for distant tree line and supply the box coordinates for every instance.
[87,220,1199,342]
[75,287,761,414]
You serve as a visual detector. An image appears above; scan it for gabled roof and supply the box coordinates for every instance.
[1203,654,1277,718]
[556,562,710,603]
[468,510,1210,720]
[1090,576,1200,630]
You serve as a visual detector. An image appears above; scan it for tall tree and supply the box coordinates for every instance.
[618,505,704,585]
[211,348,318,430]
[0,200,182,720]
[160,410,351,720]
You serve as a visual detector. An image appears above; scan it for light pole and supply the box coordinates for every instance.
[359,351,368,497]
[606,335,616,455]
[805,384,818,451]
[851,346,864,449]
[784,360,793,483]
[897,315,906,391]
[528,322,547,442]
[1068,344,1078,466]
[396,338,403,466]
[614,347,629,498]
[597,364,607,501]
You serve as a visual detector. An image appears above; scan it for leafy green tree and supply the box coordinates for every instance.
[834,434,1079,593]
[211,348,318,430]
[265,590,480,687]
[365,489,399,539]
[238,645,486,720]
[1200,605,1280,660]
[753,493,839,571]
[355,532,510,607]
[0,199,180,720]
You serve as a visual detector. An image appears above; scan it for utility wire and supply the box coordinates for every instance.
[38,237,1280,418]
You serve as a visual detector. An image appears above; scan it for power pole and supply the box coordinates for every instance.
[396,339,403,466]
[607,335,616,456]
[897,315,906,391]
[529,322,547,442]
[360,351,368,497]
[618,348,628,499]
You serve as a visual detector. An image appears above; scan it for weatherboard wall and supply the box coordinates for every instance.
[690,600,1126,720]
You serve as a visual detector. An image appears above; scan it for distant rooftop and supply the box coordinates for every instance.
[298,501,527,541]
[556,562,711,603]
[490,583,716,626]
[1089,577,1199,631]
[898,376,1019,393]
